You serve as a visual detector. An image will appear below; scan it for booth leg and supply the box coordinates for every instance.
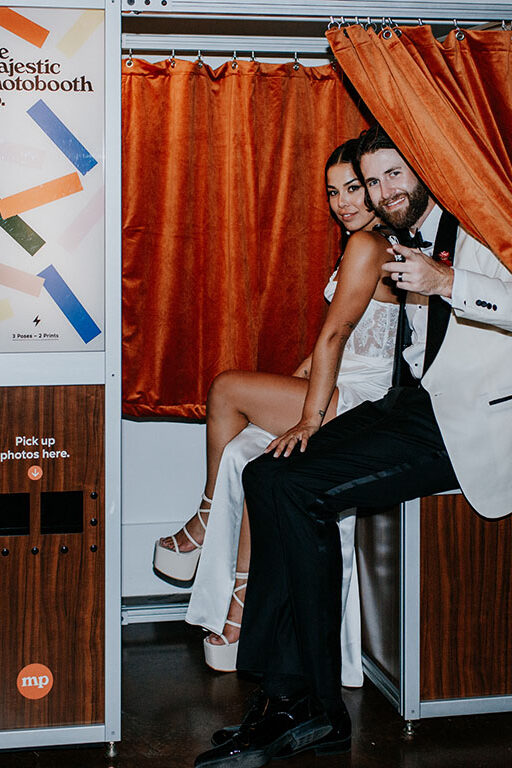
[402,720,417,738]
[106,741,119,758]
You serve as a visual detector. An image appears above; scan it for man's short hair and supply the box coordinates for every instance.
[356,125,397,164]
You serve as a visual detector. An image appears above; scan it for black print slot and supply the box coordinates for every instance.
[489,394,512,406]
[40,491,83,534]
[0,493,30,535]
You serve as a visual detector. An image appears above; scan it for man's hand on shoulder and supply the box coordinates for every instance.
[382,244,454,298]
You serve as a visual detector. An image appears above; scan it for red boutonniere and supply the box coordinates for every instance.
[437,250,452,266]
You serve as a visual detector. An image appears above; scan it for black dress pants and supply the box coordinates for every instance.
[237,386,458,716]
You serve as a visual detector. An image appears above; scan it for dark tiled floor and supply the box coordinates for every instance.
[1,622,512,768]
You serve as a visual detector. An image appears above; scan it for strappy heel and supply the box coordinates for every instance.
[203,571,248,672]
[153,493,212,583]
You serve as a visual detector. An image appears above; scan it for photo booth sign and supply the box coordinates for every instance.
[0,6,104,352]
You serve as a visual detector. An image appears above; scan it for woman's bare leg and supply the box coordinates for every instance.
[161,370,339,552]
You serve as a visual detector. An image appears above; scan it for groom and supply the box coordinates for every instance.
[194,126,512,768]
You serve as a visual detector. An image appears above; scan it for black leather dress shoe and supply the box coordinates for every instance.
[195,692,331,768]
[211,725,238,747]
[212,701,351,758]
[275,703,351,758]
[210,688,267,748]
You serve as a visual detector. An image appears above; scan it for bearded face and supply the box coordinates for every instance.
[360,148,432,231]
[372,179,430,230]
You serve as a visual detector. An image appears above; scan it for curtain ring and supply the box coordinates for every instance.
[168,49,176,68]
[418,18,424,26]
[390,18,402,37]
[250,50,256,62]
[293,52,300,71]
[382,28,393,39]
[365,17,377,32]
[231,50,238,69]
[197,50,203,68]
[330,57,337,70]
[126,48,133,67]
[453,19,465,40]
[327,16,340,30]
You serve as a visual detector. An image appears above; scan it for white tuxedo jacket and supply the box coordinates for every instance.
[422,228,512,518]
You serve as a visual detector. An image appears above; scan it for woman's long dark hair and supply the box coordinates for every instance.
[325,139,362,267]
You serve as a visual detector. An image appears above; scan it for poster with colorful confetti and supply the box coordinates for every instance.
[0,6,104,351]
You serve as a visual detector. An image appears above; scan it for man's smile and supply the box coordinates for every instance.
[382,194,407,209]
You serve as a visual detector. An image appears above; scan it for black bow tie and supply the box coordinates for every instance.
[399,229,432,249]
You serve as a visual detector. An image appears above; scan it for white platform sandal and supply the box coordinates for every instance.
[203,571,248,672]
[153,493,212,583]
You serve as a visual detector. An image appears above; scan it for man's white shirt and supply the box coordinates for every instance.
[402,204,445,378]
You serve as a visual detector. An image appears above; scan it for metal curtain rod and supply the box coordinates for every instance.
[122,20,505,54]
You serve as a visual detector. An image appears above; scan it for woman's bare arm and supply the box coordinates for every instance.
[267,231,393,457]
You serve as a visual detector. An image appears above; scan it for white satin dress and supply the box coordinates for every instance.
[186,269,399,686]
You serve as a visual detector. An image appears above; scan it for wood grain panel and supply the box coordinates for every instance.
[356,507,400,685]
[0,385,104,729]
[420,494,512,700]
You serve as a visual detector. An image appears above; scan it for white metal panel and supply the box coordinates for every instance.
[123,33,331,53]
[121,420,206,526]
[121,420,205,597]
[0,352,104,386]
[121,0,512,21]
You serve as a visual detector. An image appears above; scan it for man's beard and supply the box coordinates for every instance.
[374,180,430,229]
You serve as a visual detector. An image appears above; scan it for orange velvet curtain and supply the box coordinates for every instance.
[122,58,369,418]
[326,26,512,268]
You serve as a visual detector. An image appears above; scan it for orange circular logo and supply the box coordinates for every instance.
[28,465,43,481]
[17,663,53,699]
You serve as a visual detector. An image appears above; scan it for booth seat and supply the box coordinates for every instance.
[356,491,512,722]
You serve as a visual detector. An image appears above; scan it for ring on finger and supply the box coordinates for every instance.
[397,272,403,282]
